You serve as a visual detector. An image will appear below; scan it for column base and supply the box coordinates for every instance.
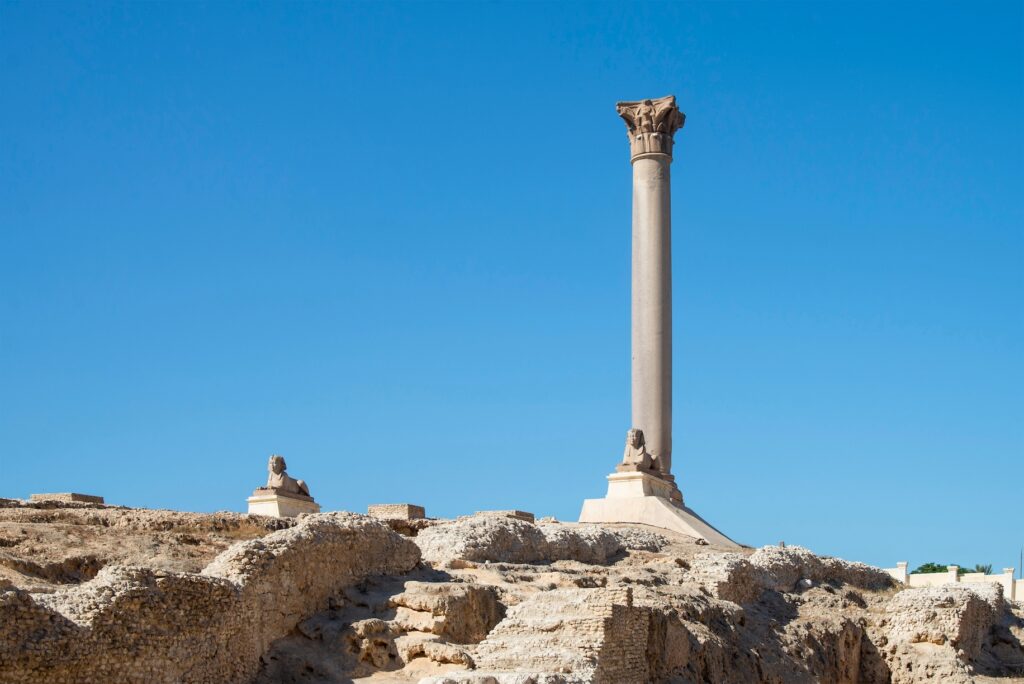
[578,472,740,548]
[247,491,321,518]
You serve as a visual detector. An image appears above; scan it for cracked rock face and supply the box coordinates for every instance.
[1,502,1022,684]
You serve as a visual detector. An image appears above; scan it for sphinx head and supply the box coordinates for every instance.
[268,454,286,475]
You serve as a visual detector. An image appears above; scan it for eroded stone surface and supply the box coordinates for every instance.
[1,502,1022,684]
[415,514,668,567]
[750,544,895,592]
[881,583,1021,684]
[0,512,419,683]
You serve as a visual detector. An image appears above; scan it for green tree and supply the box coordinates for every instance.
[911,563,993,575]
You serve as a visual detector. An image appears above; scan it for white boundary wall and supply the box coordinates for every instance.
[884,562,1019,601]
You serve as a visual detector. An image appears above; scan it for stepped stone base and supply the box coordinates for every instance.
[579,472,740,548]
[247,491,320,518]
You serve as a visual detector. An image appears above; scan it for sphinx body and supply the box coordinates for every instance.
[265,455,311,497]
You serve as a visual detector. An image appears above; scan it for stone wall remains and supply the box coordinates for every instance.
[465,587,650,683]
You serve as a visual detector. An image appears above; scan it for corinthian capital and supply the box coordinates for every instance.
[616,95,685,161]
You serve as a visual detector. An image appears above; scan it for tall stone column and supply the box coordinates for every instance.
[617,96,685,480]
[578,96,737,547]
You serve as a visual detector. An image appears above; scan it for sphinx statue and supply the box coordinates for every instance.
[616,427,673,482]
[248,453,319,517]
[620,428,653,470]
[262,454,311,498]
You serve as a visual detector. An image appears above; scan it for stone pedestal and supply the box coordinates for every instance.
[579,472,737,547]
[606,471,681,502]
[247,490,320,518]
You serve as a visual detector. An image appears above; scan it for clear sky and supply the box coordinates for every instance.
[1,2,1021,571]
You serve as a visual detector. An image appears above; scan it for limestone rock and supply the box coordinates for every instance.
[421,674,571,684]
[415,515,668,566]
[416,516,551,565]
[391,581,505,643]
[886,583,1003,658]
[880,583,1023,684]
[820,557,897,591]
[0,512,419,684]
[688,552,761,604]
[3,499,1022,684]
[537,524,622,565]
[607,526,670,553]
[750,545,894,592]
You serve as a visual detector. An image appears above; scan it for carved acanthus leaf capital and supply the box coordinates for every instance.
[616,95,685,161]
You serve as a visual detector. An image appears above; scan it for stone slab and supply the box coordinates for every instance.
[29,493,104,504]
[368,503,425,520]
[475,510,535,523]
[248,493,321,518]
[578,495,740,548]
[251,486,314,503]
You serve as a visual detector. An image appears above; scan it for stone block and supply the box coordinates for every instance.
[29,493,104,504]
[368,503,425,520]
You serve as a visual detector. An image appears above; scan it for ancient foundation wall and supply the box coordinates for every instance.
[468,586,650,683]
[0,512,420,684]
[593,589,651,684]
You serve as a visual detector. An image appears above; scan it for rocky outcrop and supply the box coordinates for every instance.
[750,545,895,592]
[3,501,1022,684]
[0,501,295,592]
[689,552,762,604]
[391,581,505,643]
[254,569,505,683]
[415,515,667,566]
[887,583,1003,658]
[0,512,419,684]
[882,583,1022,683]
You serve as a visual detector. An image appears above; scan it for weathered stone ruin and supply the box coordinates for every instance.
[0,512,418,683]
[0,502,1022,683]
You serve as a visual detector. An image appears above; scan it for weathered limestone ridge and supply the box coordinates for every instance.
[1,505,1022,684]
[0,512,420,684]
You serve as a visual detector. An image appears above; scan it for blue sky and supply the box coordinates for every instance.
[1,2,1020,571]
